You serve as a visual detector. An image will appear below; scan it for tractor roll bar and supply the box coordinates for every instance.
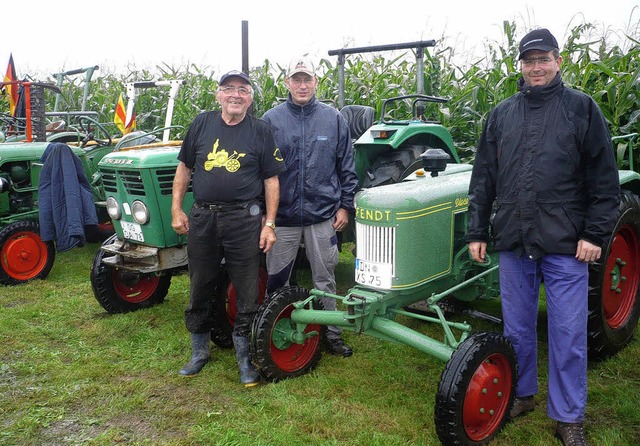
[328,40,437,108]
[52,65,99,112]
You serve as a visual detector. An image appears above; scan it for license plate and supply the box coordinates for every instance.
[355,259,392,289]
[121,221,144,242]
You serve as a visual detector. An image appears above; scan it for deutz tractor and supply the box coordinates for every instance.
[0,70,117,285]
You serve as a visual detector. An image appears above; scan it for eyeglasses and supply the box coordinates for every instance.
[218,85,252,96]
[521,57,557,67]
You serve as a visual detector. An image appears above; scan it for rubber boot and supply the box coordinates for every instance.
[232,334,260,387]
[178,332,210,376]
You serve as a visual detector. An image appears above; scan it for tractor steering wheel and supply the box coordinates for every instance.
[78,115,113,147]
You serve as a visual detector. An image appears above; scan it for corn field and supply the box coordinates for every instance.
[3,21,639,165]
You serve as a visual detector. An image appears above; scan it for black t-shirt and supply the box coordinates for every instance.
[178,111,285,203]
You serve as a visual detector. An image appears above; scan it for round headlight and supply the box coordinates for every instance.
[106,196,121,220]
[132,200,149,224]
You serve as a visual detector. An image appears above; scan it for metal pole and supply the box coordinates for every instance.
[241,20,252,115]
[337,54,345,108]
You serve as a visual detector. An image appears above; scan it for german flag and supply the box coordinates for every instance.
[3,54,18,116]
[113,93,135,135]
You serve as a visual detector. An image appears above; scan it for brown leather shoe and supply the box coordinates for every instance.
[555,421,588,446]
[509,396,535,418]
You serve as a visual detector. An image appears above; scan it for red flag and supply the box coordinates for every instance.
[3,54,18,116]
[113,93,135,135]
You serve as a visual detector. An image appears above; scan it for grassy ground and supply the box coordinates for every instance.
[1,243,639,445]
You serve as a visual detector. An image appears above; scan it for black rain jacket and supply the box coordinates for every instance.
[466,73,620,259]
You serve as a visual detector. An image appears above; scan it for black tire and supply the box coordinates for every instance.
[210,265,268,349]
[361,145,427,188]
[0,220,56,285]
[250,286,325,381]
[435,332,517,446]
[587,190,640,359]
[90,236,171,313]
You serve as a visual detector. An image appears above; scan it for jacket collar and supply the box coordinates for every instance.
[286,93,318,115]
[518,72,563,102]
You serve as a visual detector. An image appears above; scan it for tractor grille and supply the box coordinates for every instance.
[120,172,145,196]
[156,169,176,195]
[101,170,117,193]
[356,222,396,268]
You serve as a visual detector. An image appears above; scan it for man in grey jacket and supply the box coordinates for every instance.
[262,56,358,357]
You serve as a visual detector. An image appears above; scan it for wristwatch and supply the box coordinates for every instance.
[264,220,276,229]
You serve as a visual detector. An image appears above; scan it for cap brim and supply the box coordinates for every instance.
[518,45,557,59]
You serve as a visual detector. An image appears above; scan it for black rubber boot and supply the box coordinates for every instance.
[178,332,210,376]
[232,334,260,387]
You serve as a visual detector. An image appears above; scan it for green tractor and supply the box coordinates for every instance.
[87,42,640,444]
[0,70,117,285]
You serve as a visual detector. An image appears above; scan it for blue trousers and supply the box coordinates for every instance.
[499,251,588,423]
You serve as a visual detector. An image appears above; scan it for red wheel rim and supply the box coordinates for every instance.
[1,231,49,280]
[270,304,321,373]
[112,270,159,303]
[603,224,640,329]
[462,353,513,441]
[226,268,268,325]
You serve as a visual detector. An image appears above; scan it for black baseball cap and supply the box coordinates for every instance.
[518,28,559,59]
[219,70,251,86]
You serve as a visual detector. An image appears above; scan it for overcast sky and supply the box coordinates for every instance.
[2,0,638,80]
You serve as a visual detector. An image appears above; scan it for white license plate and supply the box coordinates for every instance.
[121,221,144,242]
[355,259,392,289]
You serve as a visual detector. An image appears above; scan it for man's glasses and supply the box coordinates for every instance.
[219,86,252,96]
[521,57,557,67]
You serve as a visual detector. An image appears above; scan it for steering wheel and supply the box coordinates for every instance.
[78,115,113,147]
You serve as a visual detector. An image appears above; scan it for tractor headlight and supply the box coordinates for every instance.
[106,196,121,220]
[132,200,149,224]
[370,129,396,139]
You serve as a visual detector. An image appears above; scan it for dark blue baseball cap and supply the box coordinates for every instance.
[518,28,559,59]
[219,70,251,86]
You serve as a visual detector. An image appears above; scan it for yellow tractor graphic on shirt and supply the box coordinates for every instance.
[204,139,246,172]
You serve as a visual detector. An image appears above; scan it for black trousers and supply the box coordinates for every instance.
[185,201,261,337]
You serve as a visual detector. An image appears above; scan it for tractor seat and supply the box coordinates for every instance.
[114,130,159,150]
[340,105,375,140]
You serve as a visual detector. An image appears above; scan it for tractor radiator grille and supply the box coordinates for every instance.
[101,170,117,193]
[355,222,396,267]
[156,169,175,195]
[120,172,145,196]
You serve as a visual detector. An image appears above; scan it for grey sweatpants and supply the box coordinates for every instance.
[266,218,341,336]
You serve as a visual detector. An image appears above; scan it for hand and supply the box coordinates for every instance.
[171,210,189,235]
[260,226,277,253]
[468,241,487,263]
[333,208,349,232]
[575,239,602,263]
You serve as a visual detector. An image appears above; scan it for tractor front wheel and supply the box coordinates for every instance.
[250,286,324,381]
[435,332,516,445]
[0,221,55,285]
[90,239,171,313]
[587,190,640,359]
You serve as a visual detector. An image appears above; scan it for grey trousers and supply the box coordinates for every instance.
[266,219,341,336]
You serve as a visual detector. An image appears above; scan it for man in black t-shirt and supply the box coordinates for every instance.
[171,70,285,386]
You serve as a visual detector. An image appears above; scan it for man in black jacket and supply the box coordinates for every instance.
[466,29,619,446]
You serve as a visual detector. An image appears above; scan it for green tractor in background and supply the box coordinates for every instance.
[0,68,118,285]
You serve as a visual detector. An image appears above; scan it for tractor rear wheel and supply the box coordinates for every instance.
[251,286,324,381]
[587,190,640,359]
[90,237,171,313]
[361,145,427,188]
[0,220,55,285]
[435,332,516,446]
[210,265,268,349]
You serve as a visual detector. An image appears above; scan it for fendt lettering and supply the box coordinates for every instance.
[355,207,391,222]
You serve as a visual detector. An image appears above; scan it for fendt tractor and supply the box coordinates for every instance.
[88,41,640,445]
[0,67,118,285]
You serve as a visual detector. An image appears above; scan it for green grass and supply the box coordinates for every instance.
[1,243,639,445]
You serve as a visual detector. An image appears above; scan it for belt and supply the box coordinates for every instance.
[194,200,253,212]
